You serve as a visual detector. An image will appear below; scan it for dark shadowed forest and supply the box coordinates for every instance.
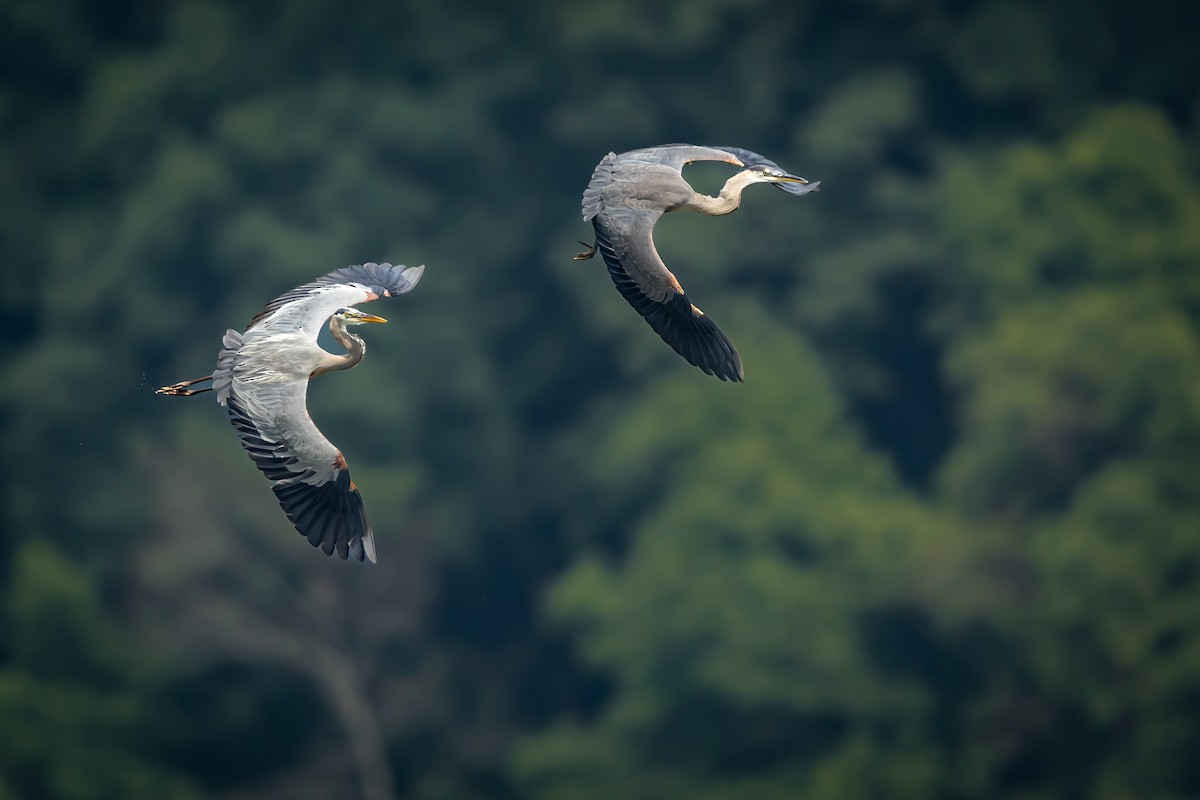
[1,1,1199,798]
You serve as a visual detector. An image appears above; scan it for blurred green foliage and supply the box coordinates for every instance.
[1,0,1198,798]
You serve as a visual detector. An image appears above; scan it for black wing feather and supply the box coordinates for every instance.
[594,223,744,382]
[226,390,374,562]
[708,145,773,169]
[245,261,422,329]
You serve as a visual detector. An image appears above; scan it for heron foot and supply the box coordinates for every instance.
[156,376,214,396]
[572,241,596,261]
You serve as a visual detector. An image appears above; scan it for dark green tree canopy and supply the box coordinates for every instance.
[1,1,1197,798]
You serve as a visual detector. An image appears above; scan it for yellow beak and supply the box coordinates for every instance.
[358,313,388,324]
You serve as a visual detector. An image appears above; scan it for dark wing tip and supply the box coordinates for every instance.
[272,474,375,563]
[595,228,744,382]
[644,295,745,382]
[245,262,425,329]
[323,261,424,298]
[710,145,777,171]
[776,179,821,196]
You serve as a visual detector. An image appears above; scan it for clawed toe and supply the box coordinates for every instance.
[156,377,213,397]
[573,241,596,261]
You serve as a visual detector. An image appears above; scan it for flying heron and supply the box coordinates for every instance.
[156,262,425,563]
[574,144,820,382]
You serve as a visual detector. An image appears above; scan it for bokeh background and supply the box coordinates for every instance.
[2,1,1199,798]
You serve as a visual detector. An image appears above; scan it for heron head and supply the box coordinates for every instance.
[334,307,388,325]
[748,165,821,196]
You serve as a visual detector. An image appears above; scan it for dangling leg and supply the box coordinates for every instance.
[156,375,214,396]
[572,240,596,261]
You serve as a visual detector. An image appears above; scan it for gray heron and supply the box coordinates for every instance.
[156,262,425,563]
[574,144,820,382]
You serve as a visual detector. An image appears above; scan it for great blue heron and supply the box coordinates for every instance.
[574,144,820,382]
[156,262,425,564]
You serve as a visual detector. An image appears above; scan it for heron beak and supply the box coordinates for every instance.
[774,175,821,196]
[358,313,388,324]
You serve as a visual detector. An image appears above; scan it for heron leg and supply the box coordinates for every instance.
[572,240,596,261]
[156,375,214,396]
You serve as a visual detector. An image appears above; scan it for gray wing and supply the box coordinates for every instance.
[581,145,745,222]
[226,378,377,563]
[247,262,425,338]
[618,143,748,173]
[591,206,744,382]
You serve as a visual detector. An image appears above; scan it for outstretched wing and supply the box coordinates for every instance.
[246,262,425,337]
[226,380,377,563]
[581,145,745,223]
[621,143,747,173]
[592,207,744,382]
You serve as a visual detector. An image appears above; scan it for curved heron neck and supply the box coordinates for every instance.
[313,317,366,377]
[685,170,760,216]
